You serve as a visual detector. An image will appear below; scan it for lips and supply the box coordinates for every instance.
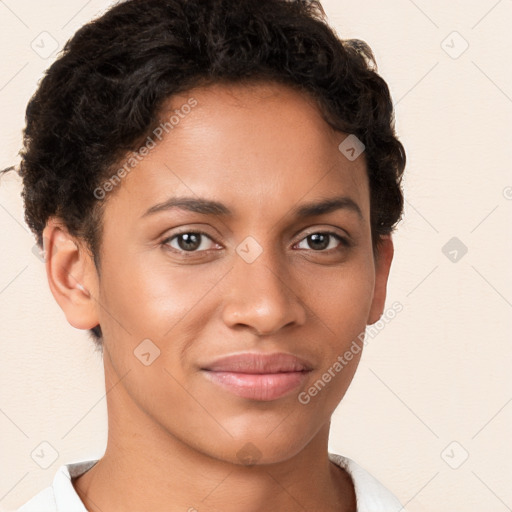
[201,352,313,401]
[203,352,313,373]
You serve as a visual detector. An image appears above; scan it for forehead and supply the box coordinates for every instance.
[103,81,370,226]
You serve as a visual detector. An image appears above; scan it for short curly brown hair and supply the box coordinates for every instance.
[1,0,406,352]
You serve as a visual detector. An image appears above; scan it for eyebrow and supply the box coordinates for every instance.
[141,195,363,221]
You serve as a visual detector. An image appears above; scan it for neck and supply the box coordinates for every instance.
[72,357,356,512]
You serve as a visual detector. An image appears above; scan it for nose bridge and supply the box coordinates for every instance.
[221,235,306,334]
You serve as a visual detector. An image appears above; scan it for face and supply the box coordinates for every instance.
[48,81,393,465]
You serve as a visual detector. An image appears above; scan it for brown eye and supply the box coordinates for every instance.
[295,232,349,252]
[163,231,217,253]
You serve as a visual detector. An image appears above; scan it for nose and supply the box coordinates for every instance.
[221,243,307,336]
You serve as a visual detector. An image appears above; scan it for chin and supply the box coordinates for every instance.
[188,418,321,467]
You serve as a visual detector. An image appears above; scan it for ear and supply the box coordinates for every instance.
[42,217,100,331]
[367,235,394,325]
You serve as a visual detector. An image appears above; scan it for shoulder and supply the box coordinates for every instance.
[15,459,99,512]
[328,452,406,512]
[17,486,56,512]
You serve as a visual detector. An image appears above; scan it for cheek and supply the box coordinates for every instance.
[295,267,374,415]
[98,247,227,343]
[301,254,374,392]
[302,254,376,334]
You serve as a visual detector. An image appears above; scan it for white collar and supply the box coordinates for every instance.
[19,454,405,511]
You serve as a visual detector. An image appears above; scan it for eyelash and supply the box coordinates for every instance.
[161,230,351,256]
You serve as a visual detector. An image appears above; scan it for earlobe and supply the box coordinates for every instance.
[367,235,394,325]
[42,218,100,331]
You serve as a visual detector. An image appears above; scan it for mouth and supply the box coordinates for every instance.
[200,352,313,401]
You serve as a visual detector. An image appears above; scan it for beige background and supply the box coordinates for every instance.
[1,1,511,510]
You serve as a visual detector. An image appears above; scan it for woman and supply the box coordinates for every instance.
[8,0,407,510]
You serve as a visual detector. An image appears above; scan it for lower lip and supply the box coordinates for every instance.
[203,370,310,401]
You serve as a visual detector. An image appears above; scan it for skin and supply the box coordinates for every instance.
[43,81,394,512]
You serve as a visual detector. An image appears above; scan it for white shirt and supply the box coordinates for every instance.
[17,453,406,511]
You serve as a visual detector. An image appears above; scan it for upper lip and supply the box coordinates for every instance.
[201,352,313,374]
